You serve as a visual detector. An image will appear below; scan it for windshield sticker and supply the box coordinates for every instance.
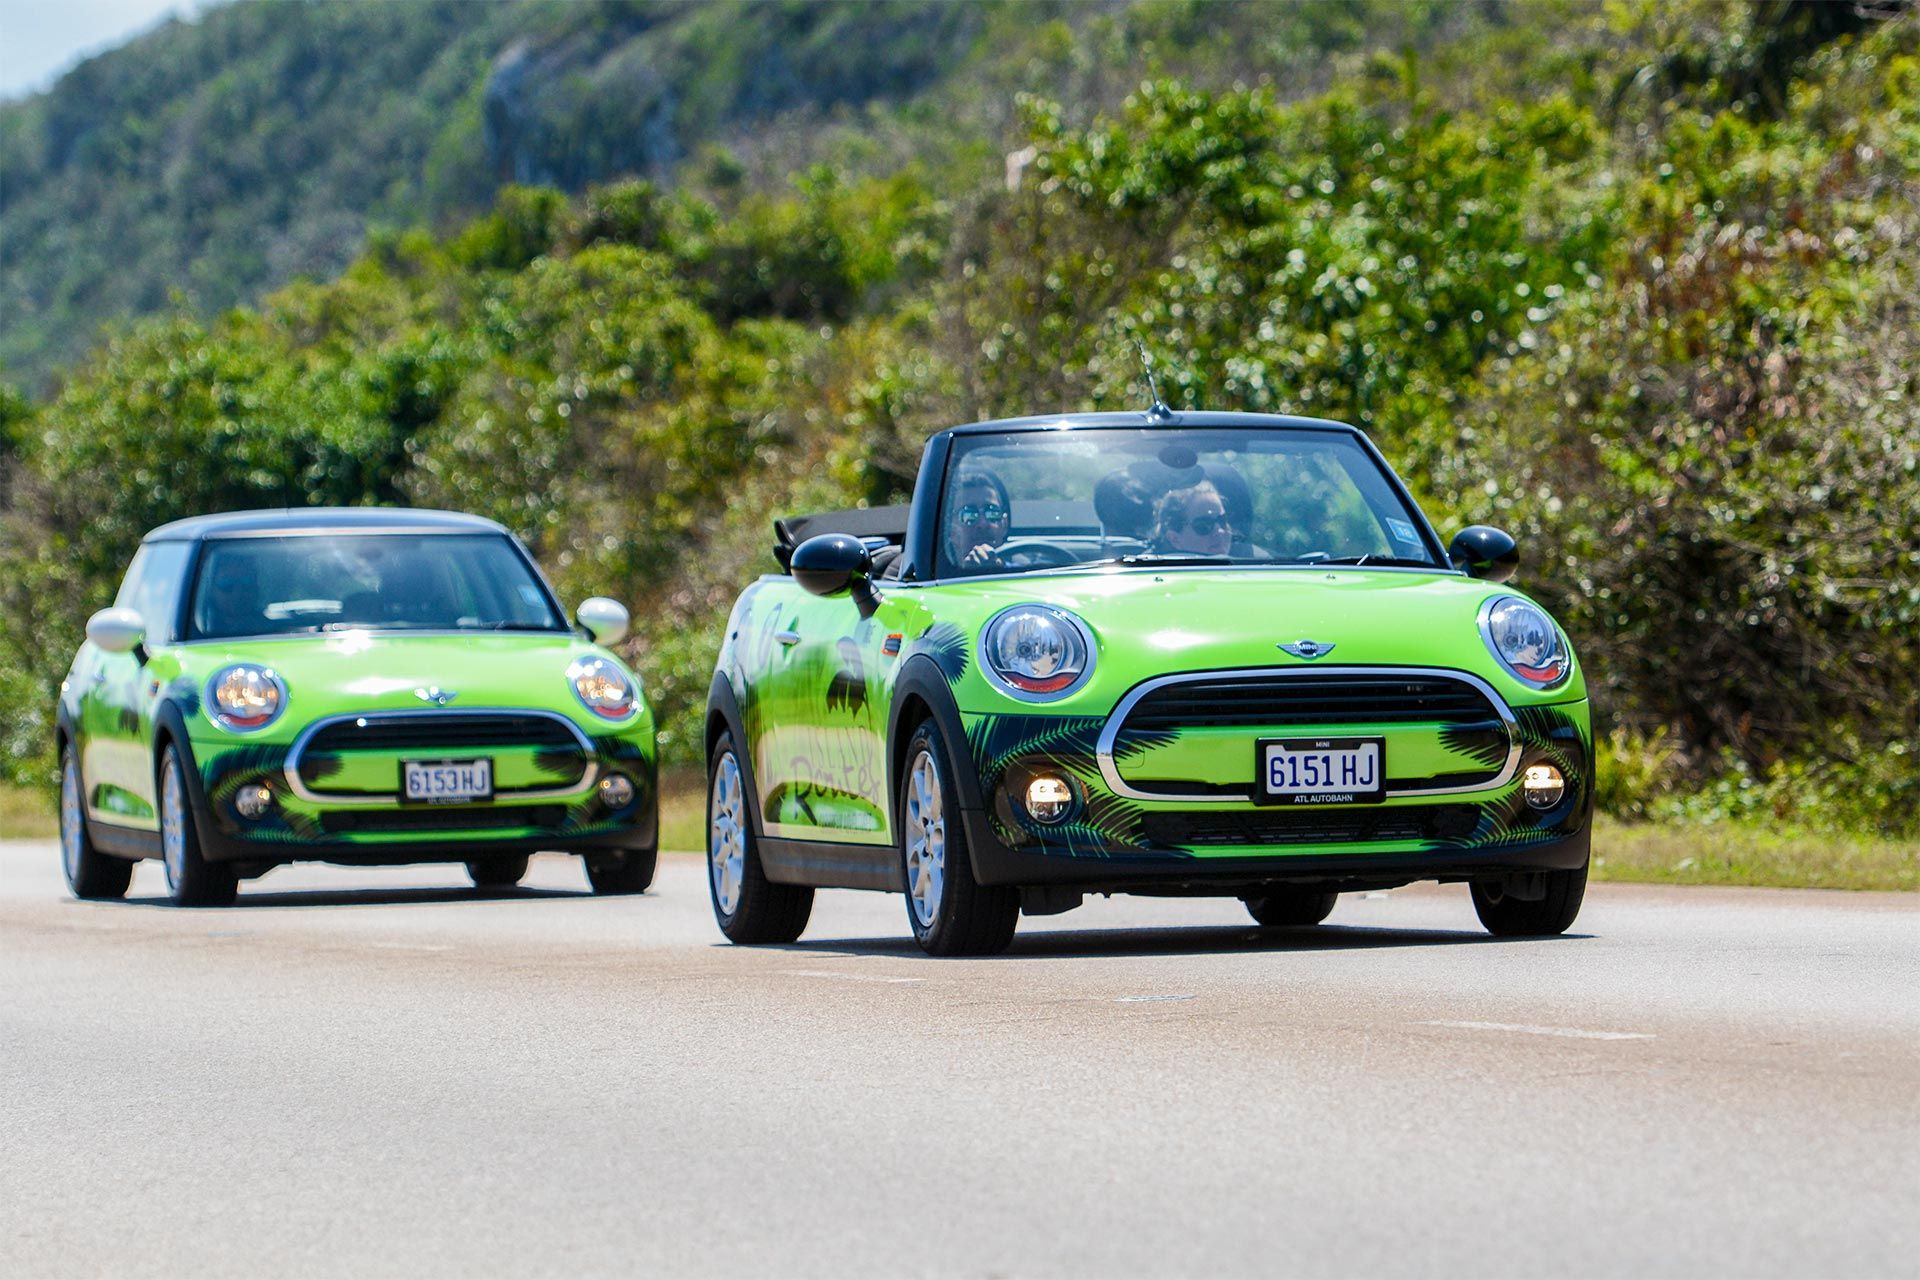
[1386,518,1421,547]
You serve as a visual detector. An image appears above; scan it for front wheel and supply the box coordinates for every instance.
[1470,861,1588,936]
[61,746,131,900]
[707,733,811,943]
[159,745,236,908]
[899,722,1018,957]
[584,848,657,895]
[1243,888,1337,928]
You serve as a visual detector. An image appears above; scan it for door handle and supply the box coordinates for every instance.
[774,630,802,648]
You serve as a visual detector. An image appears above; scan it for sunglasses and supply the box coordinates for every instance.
[956,504,1008,525]
[1169,514,1230,536]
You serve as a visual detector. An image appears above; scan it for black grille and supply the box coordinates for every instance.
[319,805,566,835]
[297,714,589,793]
[305,714,581,754]
[1119,672,1499,735]
[1142,804,1481,848]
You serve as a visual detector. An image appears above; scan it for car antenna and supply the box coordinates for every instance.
[1133,339,1175,422]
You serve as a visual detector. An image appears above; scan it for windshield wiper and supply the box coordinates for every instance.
[1115,553,1238,567]
[1306,554,1439,569]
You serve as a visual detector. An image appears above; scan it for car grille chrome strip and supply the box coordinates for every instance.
[1095,665,1521,805]
[283,708,600,807]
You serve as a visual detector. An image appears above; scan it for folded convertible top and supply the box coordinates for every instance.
[772,504,910,570]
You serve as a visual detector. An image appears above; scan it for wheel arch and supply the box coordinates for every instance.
[887,656,984,817]
[705,673,766,838]
[150,699,219,834]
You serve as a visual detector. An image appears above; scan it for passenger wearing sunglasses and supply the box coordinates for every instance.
[1153,480,1234,557]
[945,470,1012,573]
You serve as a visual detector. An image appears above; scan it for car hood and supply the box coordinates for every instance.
[171,631,634,721]
[924,568,1584,707]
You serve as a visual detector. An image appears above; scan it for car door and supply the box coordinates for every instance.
[734,569,938,848]
[79,541,191,829]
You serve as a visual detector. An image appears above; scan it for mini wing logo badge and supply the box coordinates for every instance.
[1277,640,1335,660]
[414,686,459,706]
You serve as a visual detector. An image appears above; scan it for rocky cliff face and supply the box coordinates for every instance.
[478,2,988,192]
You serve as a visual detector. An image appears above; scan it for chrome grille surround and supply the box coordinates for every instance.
[284,708,599,807]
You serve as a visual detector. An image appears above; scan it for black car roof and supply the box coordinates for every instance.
[935,410,1360,439]
[143,507,509,542]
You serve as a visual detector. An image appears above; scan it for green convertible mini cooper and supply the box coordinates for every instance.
[55,508,657,905]
[706,411,1591,955]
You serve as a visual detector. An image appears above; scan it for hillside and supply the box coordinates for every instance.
[0,0,1022,386]
[0,0,1572,391]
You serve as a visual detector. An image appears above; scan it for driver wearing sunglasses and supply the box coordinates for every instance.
[945,470,1012,573]
[1153,480,1233,557]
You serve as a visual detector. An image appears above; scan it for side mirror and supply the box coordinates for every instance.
[575,597,630,646]
[791,533,878,617]
[86,607,146,655]
[1448,526,1519,582]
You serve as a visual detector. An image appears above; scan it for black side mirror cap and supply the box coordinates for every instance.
[1448,525,1519,582]
[791,533,876,605]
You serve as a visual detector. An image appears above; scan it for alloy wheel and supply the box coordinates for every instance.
[161,758,188,889]
[904,748,946,928]
[60,755,84,883]
[709,751,746,915]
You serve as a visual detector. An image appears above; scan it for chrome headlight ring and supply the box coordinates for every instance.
[568,655,639,721]
[1477,596,1573,690]
[977,604,1097,703]
[204,664,289,733]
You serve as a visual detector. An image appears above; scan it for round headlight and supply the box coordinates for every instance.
[981,605,1094,700]
[207,664,286,732]
[1479,597,1571,689]
[568,656,637,720]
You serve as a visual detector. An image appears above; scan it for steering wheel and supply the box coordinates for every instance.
[995,537,1084,570]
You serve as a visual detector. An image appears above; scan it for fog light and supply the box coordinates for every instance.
[598,773,636,809]
[1522,764,1565,810]
[234,783,274,819]
[1025,775,1072,824]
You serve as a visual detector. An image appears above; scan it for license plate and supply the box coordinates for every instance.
[401,758,493,804]
[1256,737,1385,805]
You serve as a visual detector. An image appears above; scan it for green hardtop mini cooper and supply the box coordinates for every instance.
[56,508,657,905]
[706,411,1591,954]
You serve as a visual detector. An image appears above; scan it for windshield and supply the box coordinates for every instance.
[187,534,566,639]
[936,428,1442,578]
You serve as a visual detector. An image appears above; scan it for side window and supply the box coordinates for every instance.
[112,542,192,644]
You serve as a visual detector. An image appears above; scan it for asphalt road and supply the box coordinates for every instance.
[1,841,1915,1279]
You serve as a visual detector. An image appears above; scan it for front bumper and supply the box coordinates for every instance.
[965,809,1589,890]
[955,693,1592,890]
[182,714,658,865]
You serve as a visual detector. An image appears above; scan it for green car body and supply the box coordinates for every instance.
[55,509,657,905]
[706,412,1591,954]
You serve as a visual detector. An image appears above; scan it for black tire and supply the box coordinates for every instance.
[60,745,132,901]
[584,848,657,895]
[1470,860,1589,936]
[466,854,529,889]
[159,745,237,908]
[706,732,811,943]
[1244,888,1338,927]
[898,720,1018,957]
